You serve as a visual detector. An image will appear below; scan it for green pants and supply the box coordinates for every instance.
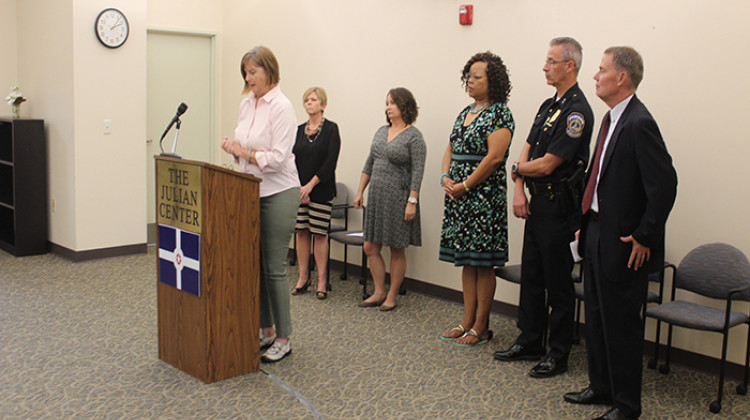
[259,187,300,338]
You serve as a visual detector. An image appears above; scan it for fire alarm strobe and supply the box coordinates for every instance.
[459,5,473,25]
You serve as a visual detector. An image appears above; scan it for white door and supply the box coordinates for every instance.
[146,31,213,242]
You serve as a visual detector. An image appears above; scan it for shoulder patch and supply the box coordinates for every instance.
[566,112,585,138]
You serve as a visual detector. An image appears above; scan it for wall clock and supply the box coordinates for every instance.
[95,8,129,49]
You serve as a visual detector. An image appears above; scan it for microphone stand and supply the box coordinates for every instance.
[160,118,182,158]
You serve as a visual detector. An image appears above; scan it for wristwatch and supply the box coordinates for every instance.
[511,161,520,175]
[407,197,418,204]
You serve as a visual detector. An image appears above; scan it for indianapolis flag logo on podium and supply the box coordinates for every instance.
[158,224,201,297]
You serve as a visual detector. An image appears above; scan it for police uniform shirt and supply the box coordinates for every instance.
[525,83,593,183]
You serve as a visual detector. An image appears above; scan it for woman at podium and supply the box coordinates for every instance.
[291,87,341,299]
[221,46,300,363]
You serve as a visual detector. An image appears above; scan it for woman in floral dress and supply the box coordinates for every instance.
[439,52,514,346]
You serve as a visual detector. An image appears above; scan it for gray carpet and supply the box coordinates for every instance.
[1,248,748,419]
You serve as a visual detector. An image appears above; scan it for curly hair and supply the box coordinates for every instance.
[461,51,511,104]
[385,87,419,126]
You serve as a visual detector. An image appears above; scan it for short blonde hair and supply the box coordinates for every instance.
[302,87,328,107]
[240,46,280,95]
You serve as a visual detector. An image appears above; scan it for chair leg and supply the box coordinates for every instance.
[644,318,661,369]
[340,244,349,280]
[649,319,663,369]
[289,234,297,266]
[360,248,368,299]
[308,235,314,279]
[643,304,657,369]
[710,329,732,413]
[326,237,331,288]
[398,283,407,295]
[573,299,581,344]
[341,245,349,280]
[738,325,750,395]
[659,324,673,374]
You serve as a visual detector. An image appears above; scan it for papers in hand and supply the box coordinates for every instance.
[570,239,583,263]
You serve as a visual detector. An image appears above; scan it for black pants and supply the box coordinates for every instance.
[516,194,577,359]
[583,218,648,418]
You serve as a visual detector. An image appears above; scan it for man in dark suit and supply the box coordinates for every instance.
[563,47,677,420]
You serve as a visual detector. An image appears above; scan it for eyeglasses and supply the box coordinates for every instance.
[545,58,570,66]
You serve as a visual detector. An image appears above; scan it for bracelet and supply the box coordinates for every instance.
[463,181,470,191]
[246,148,252,161]
[440,173,449,185]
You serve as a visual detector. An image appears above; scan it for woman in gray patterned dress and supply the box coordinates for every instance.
[353,88,426,311]
[438,52,514,346]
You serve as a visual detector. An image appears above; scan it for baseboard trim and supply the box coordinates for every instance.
[147,222,157,246]
[320,254,747,383]
[49,242,148,262]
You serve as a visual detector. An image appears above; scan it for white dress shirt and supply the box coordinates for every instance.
[591,94,633,213]
[234,85,300,198]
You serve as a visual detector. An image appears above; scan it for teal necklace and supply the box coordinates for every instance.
[469,102,487,114]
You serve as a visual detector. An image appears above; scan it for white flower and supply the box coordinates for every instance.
[6,86,26,106]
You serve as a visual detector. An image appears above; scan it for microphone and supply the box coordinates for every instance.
[159,102,188,158]
[159,102,188,142]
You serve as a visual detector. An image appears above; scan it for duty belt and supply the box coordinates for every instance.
[526,179,566,198]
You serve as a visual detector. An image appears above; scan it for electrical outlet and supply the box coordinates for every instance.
[104,119,112,134]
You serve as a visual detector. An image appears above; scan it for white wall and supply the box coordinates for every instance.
[16,0,77,247]
[147,0,221,30]
[0,0,18,98]
[7,0,147,251]
[71,0,148,250]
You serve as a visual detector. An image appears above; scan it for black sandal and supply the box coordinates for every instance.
[315,291,328,300]
[291,279,311,295]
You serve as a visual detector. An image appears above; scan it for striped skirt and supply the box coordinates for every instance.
[295,200,333,236]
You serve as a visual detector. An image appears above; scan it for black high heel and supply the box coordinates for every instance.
[291,279,311,295]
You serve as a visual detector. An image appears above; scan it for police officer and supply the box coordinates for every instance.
[493,37,593,378]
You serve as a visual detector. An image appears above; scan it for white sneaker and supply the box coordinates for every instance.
[261,340,292,363]
[260,334,276,350]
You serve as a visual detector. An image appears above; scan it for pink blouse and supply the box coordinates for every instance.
[234,85,300,197]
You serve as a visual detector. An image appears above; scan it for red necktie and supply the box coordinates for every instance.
[581,112,611,214]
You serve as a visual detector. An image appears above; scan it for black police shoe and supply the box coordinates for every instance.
[529,355,568,378]
[563,386,613,405]
[591,407,637,420]
[493,343,544,361]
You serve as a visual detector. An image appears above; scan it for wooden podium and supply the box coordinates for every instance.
[155,156,261,383]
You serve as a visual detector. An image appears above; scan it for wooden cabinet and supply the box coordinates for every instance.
[0,118,47,256]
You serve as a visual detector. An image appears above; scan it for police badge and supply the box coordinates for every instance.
[566,112,585,138]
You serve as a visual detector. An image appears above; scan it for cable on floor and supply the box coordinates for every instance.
[261,368,324,419]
